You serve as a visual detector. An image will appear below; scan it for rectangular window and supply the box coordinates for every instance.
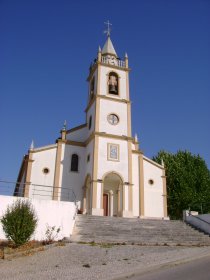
[107,143,119,161]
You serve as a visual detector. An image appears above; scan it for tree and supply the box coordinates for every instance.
[1,199,38,246]
[153,150,210,220]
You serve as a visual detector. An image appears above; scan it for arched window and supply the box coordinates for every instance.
[70,154,79,172]
[108,72,118,95]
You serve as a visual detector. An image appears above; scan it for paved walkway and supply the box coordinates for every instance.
[0,243,210,280]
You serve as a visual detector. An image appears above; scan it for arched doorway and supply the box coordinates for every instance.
[103,172,123,217]
[83,175,91,214]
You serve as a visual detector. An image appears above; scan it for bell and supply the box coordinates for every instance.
[109,85,117,93]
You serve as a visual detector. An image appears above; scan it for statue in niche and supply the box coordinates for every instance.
[108,73,118,95]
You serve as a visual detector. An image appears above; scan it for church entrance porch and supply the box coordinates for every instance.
[103,193,109,216]
[103,172,123,217]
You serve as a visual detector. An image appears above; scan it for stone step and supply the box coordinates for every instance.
[71,215,210,246]
[71,235,210,246]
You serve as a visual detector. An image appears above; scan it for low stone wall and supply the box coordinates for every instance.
[184,210,210,235]
[0,195,76,241]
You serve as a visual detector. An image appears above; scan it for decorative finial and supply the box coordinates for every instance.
[135,133,138,142]
[30,140,34,150]
[161,158,165,167]
[104,20,112,37]
[62,120,67,131]
[98,46,101,52]
[125,52,128,58]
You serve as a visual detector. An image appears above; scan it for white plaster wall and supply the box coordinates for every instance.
[84,140,94,178]
[100,66,127,99]
[86,102,96,138]
[99,99,128,135]
[29,147,57,200]
[143,158,164,218]
[132,154,140,217]
[97,137,128,182]
[66,126,88,142]
[59,144,85,203]
[89,69,98,96]
[0,196,76,241]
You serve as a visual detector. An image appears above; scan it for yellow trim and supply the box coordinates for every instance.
[126,71,130,101]
[92,135,99,209]
[95,131,133,141]
[95,67,101,131]
[66,140,86,147]
[127,102,132,137]
[30,145,56,153]
[162,169,168,218]
[90,64,101,211]
[85,94,96,113]
[53,141,62,200]
[143,156,164,169]
[15,155,27,192]
[59,131,135,149]
[83,174,91,213]
[128,141,133,212]
[85,94,130,112]
[139,154,145,216]
[24,152,33,197]
[98,94,130,104]
[132,150,143,154]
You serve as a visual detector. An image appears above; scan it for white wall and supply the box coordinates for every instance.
[66,126,88,142]
[86,102,96,138]
[100,66,127,99]
[59,144,85,203]
[97,137,128,181]
[99,99,128,136]
[0,196,76,241]
[132,154,140,217]
[84,140,94,177]
[143,157,164,218]
[29,147,57,199]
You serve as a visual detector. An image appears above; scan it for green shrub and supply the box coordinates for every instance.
[1,199,38,246]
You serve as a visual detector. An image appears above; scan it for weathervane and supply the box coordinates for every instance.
[104,20,112,37]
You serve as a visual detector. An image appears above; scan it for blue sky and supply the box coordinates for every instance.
[0,0,210,184]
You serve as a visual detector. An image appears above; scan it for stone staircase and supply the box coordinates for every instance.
[71,215,210,246]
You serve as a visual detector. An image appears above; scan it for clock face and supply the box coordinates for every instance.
[107,114,119,125]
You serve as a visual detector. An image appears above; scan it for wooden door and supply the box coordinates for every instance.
[103,194,109,216]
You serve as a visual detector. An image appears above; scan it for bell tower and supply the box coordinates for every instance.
[85,22,134,217]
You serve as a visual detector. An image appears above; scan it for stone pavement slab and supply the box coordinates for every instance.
[0,243,210,280]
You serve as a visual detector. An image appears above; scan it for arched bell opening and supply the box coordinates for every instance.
[108,72,119,95]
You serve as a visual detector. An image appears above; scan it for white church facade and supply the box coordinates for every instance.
[15,34,168,219]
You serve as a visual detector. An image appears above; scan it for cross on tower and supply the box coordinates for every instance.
[104,20,112,37]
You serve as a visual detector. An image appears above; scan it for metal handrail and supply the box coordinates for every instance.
[0,180,78,213]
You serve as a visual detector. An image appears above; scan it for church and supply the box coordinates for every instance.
[15,30,168,219]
